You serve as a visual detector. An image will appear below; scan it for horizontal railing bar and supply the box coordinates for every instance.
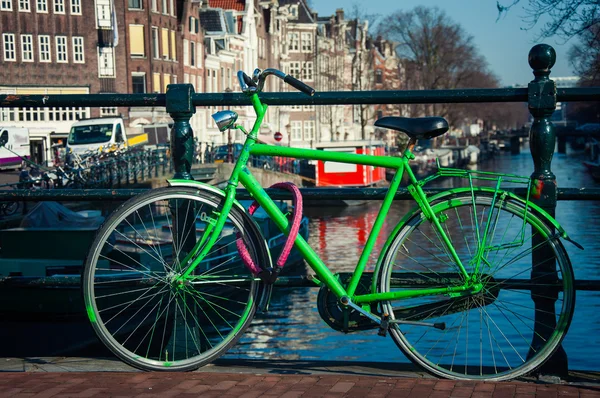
[0,187,599,201]
[0,87,597,108]
[1,274,599,291]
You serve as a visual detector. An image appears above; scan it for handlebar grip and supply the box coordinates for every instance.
[284,75,315,96]
[242,72,257,87]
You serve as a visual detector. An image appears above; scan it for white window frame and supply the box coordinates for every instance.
[151,26,159,59]
[38,35,50,62]
[36,0,46,12]
[96,0,111,28]
[161,0,166,14]
[98,47,115,77]
[20,34,33,62]
[303,121,315,141]
[196,43,202,68]
[72,36,84,63]
[18,0,29,12]
[168,0,173,15]
[1,0,12,11]
[55,36,68,63]
[291,121,302,141]
[301,32,312,53]
[3,34,16,62]
[127,0,141,10]
[287,32,299,52]
[150,0,156,12]
[288,61,300,78]
[53,0,64,14]
[131,71,146,93]
[302,61,313,81]
[70,0,80,14]
[183,38,189,66]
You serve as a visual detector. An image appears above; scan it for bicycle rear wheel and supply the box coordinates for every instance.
[377,192,575,380]
[83,186,270,371]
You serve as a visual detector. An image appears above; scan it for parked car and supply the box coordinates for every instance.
[213,143,274,169]
[213,143,243,163]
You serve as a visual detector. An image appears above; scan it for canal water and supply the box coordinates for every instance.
[225,145,600,371]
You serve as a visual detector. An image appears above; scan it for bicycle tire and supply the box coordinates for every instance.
[83,186,270,371]
[377,192,575,380]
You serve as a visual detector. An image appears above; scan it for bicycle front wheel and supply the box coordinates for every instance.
[377,192,575,380]
[83,186,269,371]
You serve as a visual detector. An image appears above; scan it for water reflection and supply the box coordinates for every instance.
[226,147,600,371]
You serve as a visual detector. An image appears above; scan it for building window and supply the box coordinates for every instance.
[128,0,141,9]
[291,121,302,141]
[287,32,298,52]
[302,61,313,81]
[70,0,80,14]
[375,70,383,84]
[55,36,67,63]
[18,0,29,11]
[189,16,198,34]
[153,72,161,93]
[161,28,168,59]
[197,43,202,68]
[304,121,315,141]
[38,35,50,62]
[96,0,111,27]
[163,73,170,93]
[100,107,118,116]
[1,0,12,10]
[98,47,115,77]
[150,0,156,11]
[183,38,189,65]
[161,0,165,14]
[53,0,64,13]
[301,32,312,52]
[3,34,15,62]
[170,30,176,60]
[288,61,300,78]
[168,0,173,15]
[72,36,84,63]
[35,0,46,12]
[129,25,145,57]
[190,41,195,67]
[132,74,146,93]
[20,34,33,62]
[151,27,159,59]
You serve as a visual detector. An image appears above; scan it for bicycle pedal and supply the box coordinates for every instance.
[378,314,390,337]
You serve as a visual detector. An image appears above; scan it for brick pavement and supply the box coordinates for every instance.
[0,372,599,398]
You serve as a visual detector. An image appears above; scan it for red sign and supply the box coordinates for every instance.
[274,131,283,142]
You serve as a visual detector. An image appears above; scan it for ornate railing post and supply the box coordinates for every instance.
[166,84,197,259]
[527,44,568,377]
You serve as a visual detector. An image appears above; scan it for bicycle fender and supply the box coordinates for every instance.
[166,179,275,311]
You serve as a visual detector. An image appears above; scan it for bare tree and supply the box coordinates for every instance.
[380,6,499,127]
[496,0,599,40]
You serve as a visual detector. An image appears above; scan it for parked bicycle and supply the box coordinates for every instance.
[82,68,579,380]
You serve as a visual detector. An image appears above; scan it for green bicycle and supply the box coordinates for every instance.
[82,68,577,380]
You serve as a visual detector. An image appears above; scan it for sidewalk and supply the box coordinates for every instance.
[1,357,600,397]
[1,371,600,397]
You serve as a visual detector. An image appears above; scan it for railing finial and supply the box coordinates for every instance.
[528,44,556,78]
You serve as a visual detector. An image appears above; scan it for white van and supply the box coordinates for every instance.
[66,117,127,155]
[0,127,30,170]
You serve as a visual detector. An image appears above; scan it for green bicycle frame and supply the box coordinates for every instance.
[177,92,473,306]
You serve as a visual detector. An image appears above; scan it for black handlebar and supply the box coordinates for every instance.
[242,72,257,87]
[284,75,315,96]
